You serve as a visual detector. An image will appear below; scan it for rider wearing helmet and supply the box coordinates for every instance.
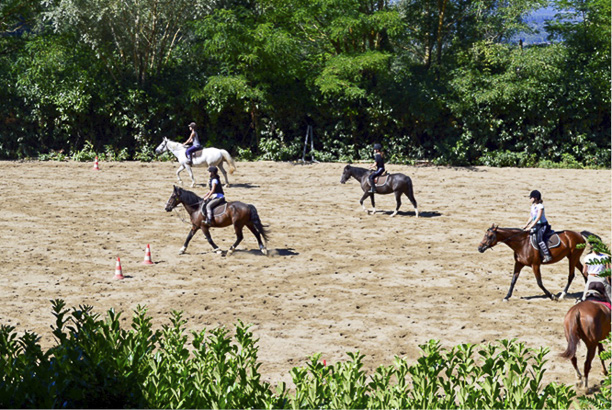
[368,143,385,194]
[201,165,225,226]
[522,190,552,262]
[183,122,202,165]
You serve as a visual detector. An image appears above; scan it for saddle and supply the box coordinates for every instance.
[373,171,389,186]
[529,232,561,250]
[199,201,228,218]
[584,281,611,307]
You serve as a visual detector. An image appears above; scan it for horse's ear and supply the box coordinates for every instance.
[494,224,498,231]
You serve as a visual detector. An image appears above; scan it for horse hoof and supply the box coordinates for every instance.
[227,248,234,256]
[502,298,509,303]
[261,248,268,256]
[178,247,186,255]
[214,248,223,254]
[390,211,398,217]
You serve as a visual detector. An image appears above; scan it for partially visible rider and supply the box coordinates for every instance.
[201,166,225,226]
[368,143,385,194]
[522,190,552,263]
[581,248,611,304]
[183,122,202,165]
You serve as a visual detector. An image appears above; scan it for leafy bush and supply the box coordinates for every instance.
[133,142,157,162]
[104,145,130,161]
[70,141,98,162]
[38,150,69,161]
[0,300,582,409]
[478,150,538,168]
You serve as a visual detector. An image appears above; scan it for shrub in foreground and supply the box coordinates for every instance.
[0,300,585,408]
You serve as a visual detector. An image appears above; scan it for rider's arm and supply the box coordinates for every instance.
[525,207,543,230]
[184,131,194,146]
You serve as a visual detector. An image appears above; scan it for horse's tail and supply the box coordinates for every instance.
[248,204,269,243]
[580,231,601,242]
[220,149,236,174]
[560,305,582,360]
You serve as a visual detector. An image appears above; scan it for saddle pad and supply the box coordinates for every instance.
[374,174,389,186]
[530,233,561,250]
[213,202,228,216]
[594,301,611,310]
[200,202,228,217]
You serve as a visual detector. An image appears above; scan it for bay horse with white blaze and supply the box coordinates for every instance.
[340,165,418,217]
[165,186,269,255]
[561,300,610,389]
[155,137,236,187]
[478,225,595,301]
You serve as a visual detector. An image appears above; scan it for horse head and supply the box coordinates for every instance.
[478,224,499,253]
[165,185,182,212]
[155,137,169,155]
[340,165,352,184]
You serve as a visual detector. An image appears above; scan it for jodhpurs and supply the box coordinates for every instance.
[185,145,202,160]
[369,168,384,189]
[206,197,225,219]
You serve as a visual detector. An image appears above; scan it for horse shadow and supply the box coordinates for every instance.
[229,183,260,189]
[378,210,442,218]
[520,291,584,301]
[226,247,299,257]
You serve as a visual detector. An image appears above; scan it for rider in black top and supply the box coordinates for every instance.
[201,166,225,226]
[368,143,385,193]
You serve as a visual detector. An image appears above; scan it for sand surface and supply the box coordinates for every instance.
[0,160,610,390]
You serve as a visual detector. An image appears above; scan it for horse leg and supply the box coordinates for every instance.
[391,191,402,217]
[218,163,230,188]
[504,261,525,302]
[185,165,196,187]
[583,343,597,389]
[571,356,583,384]
[227,223,244,256]
[532,263,555,300]
[246,224,267,255]
[179,226,198,254]
[369,192,377,215]
[176,164,185,185]
[202,227,222,253]
[560,252,582,299]
[404,185,418,217]
[359,192,370,213]
[597,343,608,376]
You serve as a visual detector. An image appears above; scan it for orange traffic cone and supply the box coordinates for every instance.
[142,244,154,265]
[113,257,125,279]
[93,156,100,170]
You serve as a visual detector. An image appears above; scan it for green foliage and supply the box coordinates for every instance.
[38,150,69,161]
[103,145,130,161]
[0,301,583,409]
[70,141,98,162]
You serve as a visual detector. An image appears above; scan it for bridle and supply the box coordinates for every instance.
[481,228,525,251]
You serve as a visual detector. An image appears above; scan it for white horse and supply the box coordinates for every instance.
[155,137,237,187]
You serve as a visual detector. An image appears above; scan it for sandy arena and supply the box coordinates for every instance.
[0,160,610,390]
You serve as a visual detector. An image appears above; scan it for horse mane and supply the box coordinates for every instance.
[179,188,202,205]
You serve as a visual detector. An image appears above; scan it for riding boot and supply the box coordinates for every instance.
[206,214,213,227]
[370,185,376,194]
[539,242,552,262]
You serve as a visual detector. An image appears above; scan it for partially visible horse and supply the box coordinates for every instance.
[165,186,268,255]
[340,165,418,217]
[561,300,610,389]
[478,225,595,301]
[155,137,236,187]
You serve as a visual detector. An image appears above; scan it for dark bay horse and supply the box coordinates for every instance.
[340,165,418,217]
[561,300,610,389]
[477,224,594,301]
[165,186,269,255]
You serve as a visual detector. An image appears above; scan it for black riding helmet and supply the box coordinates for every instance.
[208,165,218,174]
[373,143,382,151]
[529,190,542,200]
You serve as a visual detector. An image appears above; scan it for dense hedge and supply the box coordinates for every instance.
[0,0,610,166]
[2,299,610,409]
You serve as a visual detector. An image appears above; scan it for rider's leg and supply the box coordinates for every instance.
[536,225,552,262]
[205,197,223,226]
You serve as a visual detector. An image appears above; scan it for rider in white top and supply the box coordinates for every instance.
[523,190,552,262]
[581,250,611,303]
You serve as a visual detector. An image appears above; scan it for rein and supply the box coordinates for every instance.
[485,229,526,250]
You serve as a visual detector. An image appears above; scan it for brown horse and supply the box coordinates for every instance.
[560,300,610,389]
[477,225,595,301]
[340,164,418,217]
[165,186,269,255]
